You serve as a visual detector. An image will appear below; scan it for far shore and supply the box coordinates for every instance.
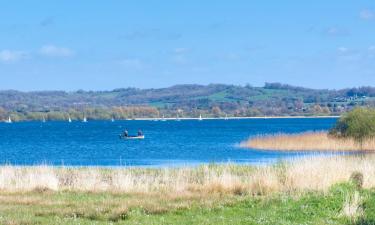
[1,115,340,123]
[132,115,340,121]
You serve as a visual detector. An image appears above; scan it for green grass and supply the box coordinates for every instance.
[2,183,375,225]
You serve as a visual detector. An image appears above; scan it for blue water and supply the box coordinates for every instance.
[0,118,338,167]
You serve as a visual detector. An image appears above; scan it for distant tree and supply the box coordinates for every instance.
[329,107,375,147]
[211,106,222,117]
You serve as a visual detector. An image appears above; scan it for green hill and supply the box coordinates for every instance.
[0,83,374,121]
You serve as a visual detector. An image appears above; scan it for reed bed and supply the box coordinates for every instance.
[241,131,375,151]
[1,155,375,195]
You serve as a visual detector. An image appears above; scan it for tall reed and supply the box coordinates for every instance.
[241,132,375,151]
[1,155,375,195]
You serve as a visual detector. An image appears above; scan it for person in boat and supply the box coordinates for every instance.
[137,129,143,137]
[123,130,129,137]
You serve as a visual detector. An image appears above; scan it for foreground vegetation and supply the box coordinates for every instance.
[2,182,375,224]
[1,83,375,121]
[2,156,375,224]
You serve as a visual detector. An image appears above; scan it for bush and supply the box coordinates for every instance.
[349,171,364,189]
[329,107,375,146]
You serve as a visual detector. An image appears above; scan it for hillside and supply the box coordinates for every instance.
[1,83,374,121]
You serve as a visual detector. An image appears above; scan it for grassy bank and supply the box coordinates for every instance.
[241,131,375,151]
[2,182,375,224]
[2,156,375,224]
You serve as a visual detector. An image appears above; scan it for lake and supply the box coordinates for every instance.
[0,118,338,167]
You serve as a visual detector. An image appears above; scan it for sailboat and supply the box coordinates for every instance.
[225,114,228,120]
[42,116,46,123]
[68,116,72,123]
[111,117,115,122]
[82,116,87,123]
[198,114,202,121]
[176,114,181,121]
[5,116,12,123]
[161,114,166,121]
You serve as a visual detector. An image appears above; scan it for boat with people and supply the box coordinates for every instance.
[119,129,145,139]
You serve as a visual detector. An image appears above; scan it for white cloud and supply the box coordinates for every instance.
[360,9,374,20]
[325,27,349,36]
[118,58,144,69]
[0,50,27,62]
[171,55,188,64]
[174,48,189,54]
[337,47,349,53]
[39,45,74,57]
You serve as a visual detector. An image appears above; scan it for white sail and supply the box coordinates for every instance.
[5,116,12,123]
[111,117,115,122]
[68,117,72,123]
[42,116,46,123]
[161,114,166,121]
[199,114,202,121]
[225,114,228,120]
[83,116,87,123]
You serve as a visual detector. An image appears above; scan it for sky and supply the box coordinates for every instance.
[0,1,375,91]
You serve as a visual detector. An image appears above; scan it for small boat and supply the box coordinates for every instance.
[198,114,202,121]
[4,116,12,123]
[42,116,46,123]
[68,117,72,123]
[111,117,115,122]
[120,135,145,140]
[176,114,180,121]
[161,114,166,121]
[82,116,87,123]
[225,114,228,120]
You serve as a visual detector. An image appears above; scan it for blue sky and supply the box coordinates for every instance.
[0,1,375,91]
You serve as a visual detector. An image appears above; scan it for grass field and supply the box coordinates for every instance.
[2,156,375,224]
[2,183,375,224]
[241,131,375,152]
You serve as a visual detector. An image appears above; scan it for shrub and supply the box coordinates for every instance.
[349,171,364,189]
[329,107,375,147]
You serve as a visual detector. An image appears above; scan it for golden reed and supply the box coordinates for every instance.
[241,131,375,151]
[1,155,375,195]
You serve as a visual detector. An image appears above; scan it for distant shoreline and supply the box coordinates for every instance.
[2,115,340,123]
[130,115,340,121]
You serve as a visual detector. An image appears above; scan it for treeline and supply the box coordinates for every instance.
[0,83,374,121]
[0,106,160,121]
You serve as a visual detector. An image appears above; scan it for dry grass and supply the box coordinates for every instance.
[241,131,375,151]
[1,155,375,195]
[2,156,375,223]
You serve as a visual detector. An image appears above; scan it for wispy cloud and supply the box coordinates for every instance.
[118,58,144,69]
[173,48,189,54]
[360,9,374,20]
[0,50,28,63]
[324,27,350,37]
[337,47,349,53]
[171,54,188,64]
[39,45,74,57]
[119,28,182,41]
[218,52,241,61]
